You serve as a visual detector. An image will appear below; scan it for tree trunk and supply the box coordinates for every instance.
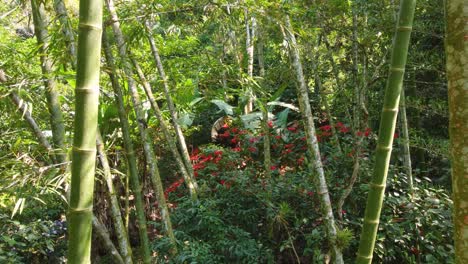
[283,16,344,264]
[105,0,176,256]
[67,0,102,262]
[356,1,416,263]
[102,31,151,263]
[445,1,468,263]
[31,0,66,164]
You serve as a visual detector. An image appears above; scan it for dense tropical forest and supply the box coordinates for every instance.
[0,0,466,263]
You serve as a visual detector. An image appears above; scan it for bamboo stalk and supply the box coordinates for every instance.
[283,16,344,264]
[67,0,103,262]
[356,1,416,262]
[97,132,133,264]
[31,0,66,164]
[102,31,152,263]
[144,21,198,192]
[132,58,198,200]
[105,0,177,256]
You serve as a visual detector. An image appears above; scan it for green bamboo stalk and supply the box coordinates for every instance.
[92,216,125,264]
[132,58,198,200]
[102,31,152,263]
[105,0,177,255]
[97,132,133,264]
[283,16,344,264]
[9,91,55,159]
[53,0,77,69]
[356,1,416,263]
[67,0,102,262]
[399,88,413,193]
[309,39,343,154]
[144,21,198,191]
[445,1,468,263]
[31,0,66,164]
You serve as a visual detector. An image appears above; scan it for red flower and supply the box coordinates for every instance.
[268,121,273,128]
[287,126,297,132]
[222,123,229,129]
[248,146,257,152]
[275,135,282,140]
[319,125,332,131]
[339,126,350,133]
[307,191,314,197]
[231,138,238,144]
[336,122,344,128]
[219,130,230,138]
[231,127,239,133]
[193,163,205,170]
[297,157,305,165]
[233,147,241,152]
[214,150,223,156]
[270,165,277,170]
[356,131,364,137]
[249,137,259,143]
[284,143,294,149]
[394,133,399,139]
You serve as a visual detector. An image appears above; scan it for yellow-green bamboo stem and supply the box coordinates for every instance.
[102,30,152,263]
[356,1,416,263]
[144,21,198,192]
[105,0,177,256]
[31,0,66,164]
[284,16,344,264]
[97,132,133,264]
[132,58,198,200]
[67,0,102,262]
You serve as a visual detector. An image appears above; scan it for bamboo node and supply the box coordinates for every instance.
[73,146,96,153]
[79,23,102,31]
[370,183,386,189]
[382,107,399,113]
[364,219,380,224]
[69,207,93,213]
[390,67,405,72]
[397,26,413,31]
[376,145,392,151]
[75,88,99,94]
[356,254,373,260]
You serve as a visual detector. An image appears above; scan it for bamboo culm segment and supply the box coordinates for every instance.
[356,1,416,263]
[67,0,103,263]
[102,31,151,263]
[283,16,344,264]
[106,0,177,257]
[30,0,66,164]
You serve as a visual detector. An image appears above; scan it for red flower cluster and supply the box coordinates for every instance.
[356,127,372,137]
